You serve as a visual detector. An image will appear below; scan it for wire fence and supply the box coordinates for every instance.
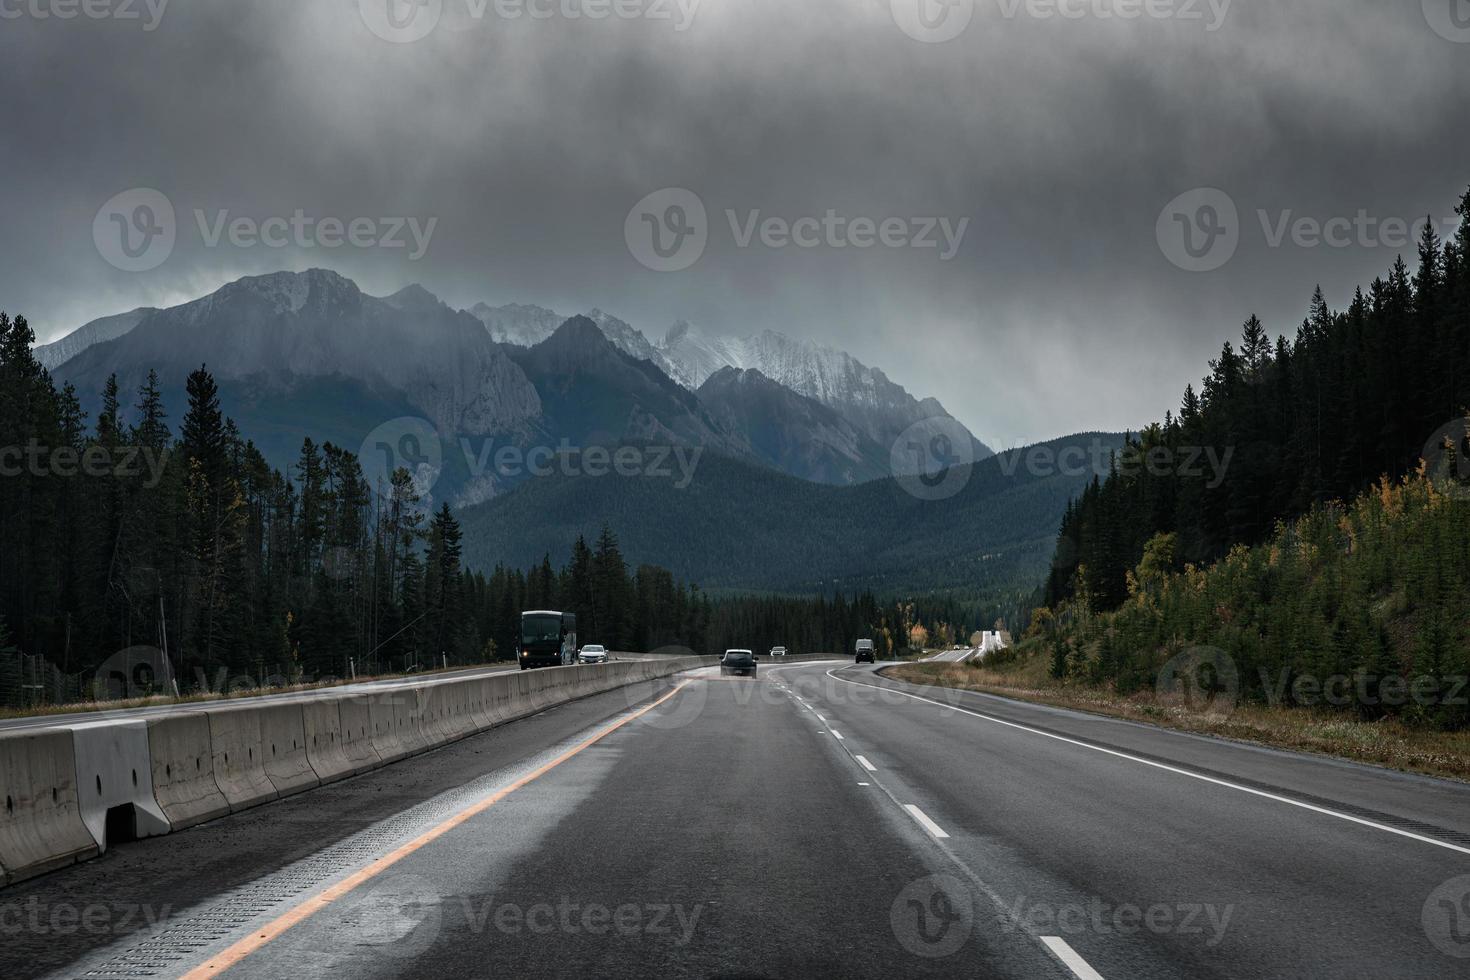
[0,650,90,709]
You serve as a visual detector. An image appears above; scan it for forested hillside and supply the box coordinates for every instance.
[460,432,1126,619]
[1036,473,1470,731]
[1029,186,1470,732]
[1046,187,1470,613]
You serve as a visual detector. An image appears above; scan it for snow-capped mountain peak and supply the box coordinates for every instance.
[659,322,991,463]
[467,302,563,347]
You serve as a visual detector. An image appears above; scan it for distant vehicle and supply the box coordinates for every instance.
[855,639,876,664]
[578,644,608,665]
[770,646,788,657]
[721,649,758,677]
[520,610,577,670]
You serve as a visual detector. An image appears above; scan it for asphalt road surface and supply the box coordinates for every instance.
[7,662,1470,979]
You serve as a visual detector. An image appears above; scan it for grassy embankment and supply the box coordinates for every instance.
[884,644,1470,782]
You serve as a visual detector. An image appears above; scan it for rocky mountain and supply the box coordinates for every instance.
[661,322,992,468]
[56,270,541,441]
[507,316,749,458]
[585,308,680,378]
[697,368,891,485]
[33,307,156,371]
[41,269,996,504]
[467,302,991,472]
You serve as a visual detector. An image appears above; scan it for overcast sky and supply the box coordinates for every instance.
[3,0,1469,445]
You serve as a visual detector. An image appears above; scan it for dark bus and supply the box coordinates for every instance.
[520,610,578,669]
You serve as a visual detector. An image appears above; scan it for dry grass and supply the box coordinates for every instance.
[0,662,510,722]
[885,661,1470,783]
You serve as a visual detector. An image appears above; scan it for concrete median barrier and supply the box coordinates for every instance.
[468,676,497,731]
[0,730,98,884]
[336,695,381,774]
[147,711,230,831]
[367,690,407,765]
[208,706,279,812]
[441,680,477,739]
[258,703,319,798]
[302,698,354,785]
[485,673,517,728]
[401,688,431,757]
[70,719,170,850]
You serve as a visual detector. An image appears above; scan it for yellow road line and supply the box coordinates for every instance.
[179,680,690,978]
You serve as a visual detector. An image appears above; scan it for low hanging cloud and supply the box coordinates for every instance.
[2,0,1469,443]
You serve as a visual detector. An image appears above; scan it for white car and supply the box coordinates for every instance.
[578,644,608,664]
[770,646,788,657]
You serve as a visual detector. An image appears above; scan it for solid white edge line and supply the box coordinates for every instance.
[1041,937,1107,980]
[903,804,950,839]
[827,668,1470,858]
[855,755,877,772]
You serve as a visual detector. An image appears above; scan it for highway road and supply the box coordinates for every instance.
[5,661,1470,978]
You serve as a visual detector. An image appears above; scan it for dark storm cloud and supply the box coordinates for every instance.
[2,0,1468,443]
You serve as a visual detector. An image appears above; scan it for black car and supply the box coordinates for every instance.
[855,640,876,664]
[721,649,758,677]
